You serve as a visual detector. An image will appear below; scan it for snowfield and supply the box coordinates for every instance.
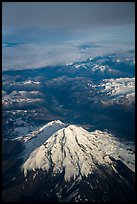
[93,77,135,105]
[100,77,135,97]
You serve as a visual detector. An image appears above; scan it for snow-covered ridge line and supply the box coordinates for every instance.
[95,77,135,105]
[2,90,44,106]
[23,80,41,85]
[16,120,67,161]
[15,120,65,142]
[2,98,42,105]
[20,121,135,182]
[99,77,135,96]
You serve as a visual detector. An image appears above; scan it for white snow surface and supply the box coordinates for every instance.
[101,77,135,97]
[2,90,43,106]
[23,80,41,85]
[21,121,135,182]
[94,77,135,105]
[16,120,66,161]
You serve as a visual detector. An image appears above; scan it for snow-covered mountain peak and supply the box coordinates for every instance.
[22,121,135,182]
[47,120,64,126]
[15,120,65,143]
[16,120,66,162]
[65,124,83,132]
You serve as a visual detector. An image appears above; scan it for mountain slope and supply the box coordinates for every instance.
[15,120,66,161]
[19,121,135,181]
[4,120,135,202]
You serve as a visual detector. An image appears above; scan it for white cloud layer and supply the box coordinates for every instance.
[2,24,135,71]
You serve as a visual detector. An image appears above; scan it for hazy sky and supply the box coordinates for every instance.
[2,2,135,26]
[2,2,135,71]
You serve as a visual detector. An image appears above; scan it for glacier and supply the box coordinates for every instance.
[14,120,135,182]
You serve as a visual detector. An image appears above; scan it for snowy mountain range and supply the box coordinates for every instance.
[2,54,135,202]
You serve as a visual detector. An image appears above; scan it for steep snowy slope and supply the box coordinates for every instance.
[18,121,135,181]
[15,120,66,161]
